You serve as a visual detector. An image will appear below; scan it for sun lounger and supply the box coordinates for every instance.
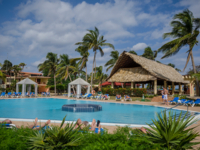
[0,123,17,129]
[95,94,102,100]
[183,100,194,105]
[46,92,50,97]
[102,94,110,100]
[115,95,122,101]
[124,95,132,101]
[191,99,200,107]
[86,93,92,99]
[82,93,88,98]
[169,97,179,104]
[177,99,186,105]
[6,92,12,98]
[0,92,6,97]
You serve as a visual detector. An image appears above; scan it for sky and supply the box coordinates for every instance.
[0,0,200,75]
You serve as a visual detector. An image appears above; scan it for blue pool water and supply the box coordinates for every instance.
[0,98,186,125]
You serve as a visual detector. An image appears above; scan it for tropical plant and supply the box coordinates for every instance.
[38,52,59,94]
[94,66,108,91]
[187,64,200,75]
[167,63,181,72]
[142,47,157,60]
[1,60,13,88]
[158,9,200,95]
[75,46,89,81]
[56,54,80,81]
[0,63,6,83]
[75,27,115,91]
[129,50,137,55]
[12,65,22,77]
[105,51,119,72]
[19,63,26,71]
[27,116,84,150]
[144,111,200,149]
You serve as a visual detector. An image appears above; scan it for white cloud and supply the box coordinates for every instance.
[131,43,148,51]
[179,0,200,17]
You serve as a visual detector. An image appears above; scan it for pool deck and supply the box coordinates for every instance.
[1,96,200,148]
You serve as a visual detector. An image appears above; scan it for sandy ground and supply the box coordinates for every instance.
[1,96,200,148]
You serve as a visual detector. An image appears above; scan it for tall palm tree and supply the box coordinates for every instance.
[19,63,26,71]
[105,51,119,72]
[167,63,181,72]
[75,27,115,91]
[75,46,89,81]
[0,63,6,85]
[38,52,59,95]
[158,9,200,95]
[12,65,22,78]
[1,60,13,87]
[129,50,137,55]
[94,66,106,91]
[142,47,157,60]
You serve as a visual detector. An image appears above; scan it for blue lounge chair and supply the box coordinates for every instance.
[82,93,88,98]
[95,94,102,100]
[0,123,16,129]
[124,95,132,101]
[86,93,92,99]
[191,99,200,107]
[177,99,187,105]
[183,100,194,105]
[46,92,50,97]
[169,97,179,104]
[102,94,110,100]
[41,92,46,97]
[0,92,6,97]
[116,95,122,101]
[7,92,12,98]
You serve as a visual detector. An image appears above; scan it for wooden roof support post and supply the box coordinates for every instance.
[190,82,194,97]
[142,83,144,88]
[179,83,182,95]
[131,82,134,89]
[154,79,157,95]
[111,82,114,89]
[172,82,175,95]
[164,81,167,89]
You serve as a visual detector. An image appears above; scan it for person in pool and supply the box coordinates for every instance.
[75,118,101,134]
[0,118,51,130]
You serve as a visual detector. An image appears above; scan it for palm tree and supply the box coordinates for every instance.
[142,47,157,60]
[105,51,119,72]
[158,9,200,95]
[0,63,6,85]
[38,52,59,95]
[167,63,181,72]
[94,66,107,91]
[12,65,22,78]
[1,60,13,87]
[19,63,26,71]
[75,46,89,81]
[75,27,115,91]
[129,50,137,55]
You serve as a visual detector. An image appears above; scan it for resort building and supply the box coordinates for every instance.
[0,71,50,93]
[106,51,195,96]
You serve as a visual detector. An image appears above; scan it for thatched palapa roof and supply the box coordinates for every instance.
[107,51,184,83]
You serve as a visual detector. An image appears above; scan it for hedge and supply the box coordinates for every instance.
[102,88,147,97]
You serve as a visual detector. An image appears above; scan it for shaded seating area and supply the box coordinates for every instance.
[16,78,38,97]
[106,51,187,96]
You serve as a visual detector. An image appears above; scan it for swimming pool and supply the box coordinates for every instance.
[0,98,187,125]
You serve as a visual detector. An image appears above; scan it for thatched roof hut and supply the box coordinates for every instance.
[107,51,185,84]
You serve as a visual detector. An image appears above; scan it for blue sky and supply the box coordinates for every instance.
[0,0,199,75]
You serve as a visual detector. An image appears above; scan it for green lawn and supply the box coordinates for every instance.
[109,96,152,102]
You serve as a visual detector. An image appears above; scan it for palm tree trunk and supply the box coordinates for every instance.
[86,63,87,82]
[69,74,76,95]
[190,51,199,96]
[91,51,96,92]
[54,73,56,95]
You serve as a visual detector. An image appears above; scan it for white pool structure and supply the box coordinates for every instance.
[0,98,199,127]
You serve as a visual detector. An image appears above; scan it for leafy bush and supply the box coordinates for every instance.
[0,127,34,150]
[102,88,147,97]
[145,111,200,149]
[27,116,84,150]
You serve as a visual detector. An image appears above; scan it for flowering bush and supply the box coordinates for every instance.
[102,88,147,97]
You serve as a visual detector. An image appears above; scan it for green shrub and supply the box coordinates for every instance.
[145,111,200,149]
[0,127,34,150]
[102,87,147,97]
[173,94,179,97]
[27,116,84,150]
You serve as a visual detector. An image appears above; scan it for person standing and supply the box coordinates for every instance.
[163,88,169,106]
